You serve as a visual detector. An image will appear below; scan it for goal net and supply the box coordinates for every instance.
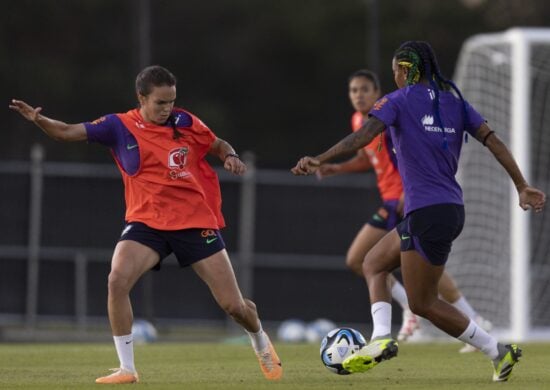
[446,28,550,341]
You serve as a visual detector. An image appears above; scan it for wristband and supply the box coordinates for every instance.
[224,152,240,161]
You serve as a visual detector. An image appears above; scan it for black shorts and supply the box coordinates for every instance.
[367,199,402,230]
[396,203,465,265]
[119,222,226,270]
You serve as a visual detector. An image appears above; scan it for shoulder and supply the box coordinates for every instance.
[172,107,216,142]
[171,108,194,128]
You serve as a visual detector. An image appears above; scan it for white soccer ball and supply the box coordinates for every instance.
[305,318,337,343]
[320,327,367,375]
[277,319,307,343]
[131,319,158,344]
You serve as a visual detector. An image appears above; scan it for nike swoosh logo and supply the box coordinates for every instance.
[125,340,133,344]
[206,237,218,244]
[401,234,410,240]
[126,144,138,150]
[469,328,477,339]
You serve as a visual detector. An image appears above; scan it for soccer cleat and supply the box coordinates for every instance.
[95,368,139,384]
[342,337,398,374]
[397,309,420,342]
[492,344,522,382]
[255,336,283,380]
[459,316,493,353]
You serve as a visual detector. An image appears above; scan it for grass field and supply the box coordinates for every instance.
[0,342,548,389]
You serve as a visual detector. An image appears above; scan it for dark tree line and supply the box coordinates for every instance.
[3,0,548,167]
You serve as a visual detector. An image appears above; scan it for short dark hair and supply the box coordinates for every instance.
[348,69,380,91]
[135,65,177,96]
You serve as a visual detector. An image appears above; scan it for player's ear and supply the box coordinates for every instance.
[401,65,409,79]
[137,93,147,107]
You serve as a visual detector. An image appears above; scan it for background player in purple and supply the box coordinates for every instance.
[292,41,545,382]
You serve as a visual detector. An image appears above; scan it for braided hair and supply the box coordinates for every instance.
[135,65,183,140]
[393,41,469,148]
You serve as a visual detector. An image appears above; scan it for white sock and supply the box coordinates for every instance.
[391,281,409,310]
[457,320,498,359]
[370,301,392,340]
[452,296,478,320]
[113,334,136,373]
[246,323,268,352]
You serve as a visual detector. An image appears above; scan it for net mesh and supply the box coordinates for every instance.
[448,33,550,332]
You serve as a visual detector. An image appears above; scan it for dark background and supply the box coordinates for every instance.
[1,0,549,328]
[3,0,550,168]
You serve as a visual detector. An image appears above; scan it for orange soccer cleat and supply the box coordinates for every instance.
[255,336,283,380]
[95,368,139,384]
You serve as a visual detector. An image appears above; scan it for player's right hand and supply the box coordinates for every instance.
[291,156,321,176]
[9,99,42,122]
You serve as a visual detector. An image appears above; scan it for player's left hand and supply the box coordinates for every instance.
[291,156,321,175]
[224,155,247,175]
[519,186,546,213]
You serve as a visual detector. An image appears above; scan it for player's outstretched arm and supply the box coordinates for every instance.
[209,137,247,176]
[476,122,546,212]
[9,99,87,142]
[292,116,385,176]
[316,150,371,180]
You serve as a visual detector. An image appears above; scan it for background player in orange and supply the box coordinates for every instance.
[9,65,282,384]
[317,70,491,349]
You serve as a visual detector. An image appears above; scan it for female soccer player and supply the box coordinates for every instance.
[318,69,492,348]
[292,41,545,382]
[10,65,282,384]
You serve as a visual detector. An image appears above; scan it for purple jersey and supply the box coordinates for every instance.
[369,83,485,215]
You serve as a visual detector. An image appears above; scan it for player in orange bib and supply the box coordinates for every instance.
[317,70,492,348]
[10,65,282,384]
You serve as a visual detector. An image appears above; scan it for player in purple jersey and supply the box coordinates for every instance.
[292,41,545,382]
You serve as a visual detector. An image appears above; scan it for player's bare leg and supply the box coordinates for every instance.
[192,250,282,380]
[401,249,518,381]
[346,224,386,277]
[96,240,159,384]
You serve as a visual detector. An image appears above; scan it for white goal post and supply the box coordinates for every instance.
[449,28,550,342]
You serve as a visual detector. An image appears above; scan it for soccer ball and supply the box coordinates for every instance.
[131,319,158,344]
[277,319,307,342]
[304,318,337,343]
[320,327,367,375]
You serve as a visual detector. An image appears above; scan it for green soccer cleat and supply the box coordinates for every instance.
[492,344,522,382]
[342,337,398,374]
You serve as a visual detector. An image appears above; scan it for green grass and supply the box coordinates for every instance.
[0,342,548,389]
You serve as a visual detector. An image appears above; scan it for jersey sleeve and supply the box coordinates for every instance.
[84,114,119,147]
[368,94,399,128]
[463,100,486,136]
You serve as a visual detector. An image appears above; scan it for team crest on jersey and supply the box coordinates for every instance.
[168,147,190,180]
[90,116,106,125]
[373,97,388,111]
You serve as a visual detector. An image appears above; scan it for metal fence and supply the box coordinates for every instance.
[0,145,384,332]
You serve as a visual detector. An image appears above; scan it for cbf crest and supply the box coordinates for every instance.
[168,147,190,179]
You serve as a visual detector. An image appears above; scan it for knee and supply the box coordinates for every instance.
[108,270,132,296]
[345,255,362,274]
[408,299,431,318]
[362,256,378,279]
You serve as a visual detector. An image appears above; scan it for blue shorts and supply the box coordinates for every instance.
[119,222,226,270]
[367,199,402,231]
[396,203,465,265]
